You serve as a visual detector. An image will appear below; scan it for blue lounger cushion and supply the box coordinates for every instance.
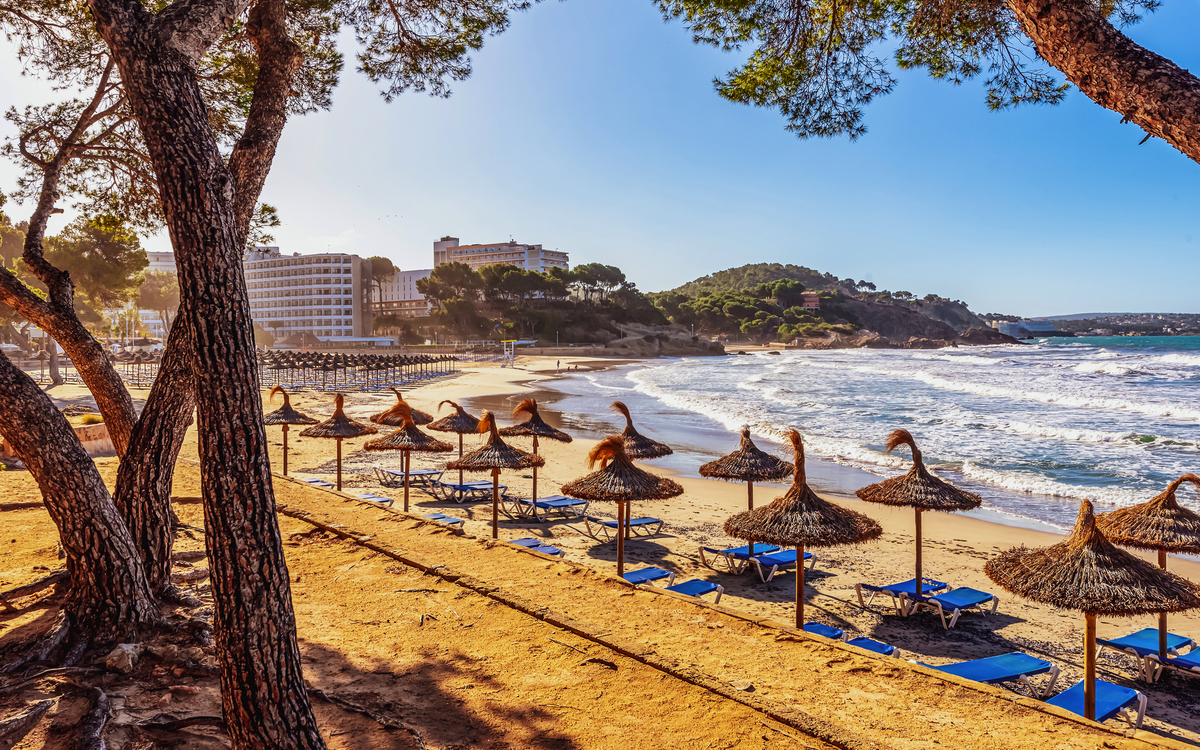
[1098,627,1194,658]
[509,538,546,548]
[1045,680,1146,726]
[422,513,464,526]
[666,579,723,602]
[904,587,999,628]
[846,637,896,656]
[623,567,675,585]
[919,652,1060,698]
[802,622,844,640]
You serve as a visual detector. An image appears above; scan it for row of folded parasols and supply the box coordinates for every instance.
[266,386,1200,724]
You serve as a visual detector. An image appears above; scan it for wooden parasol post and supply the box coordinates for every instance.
[796,544,805,628]
[403,450,411,512]
[617,500,626,577]
[458,434,464,486]
[1159,549,1169,658]
[491,468,501,539]
[1085,612,1097,721]
[532,434,540,503]
[914,508,923,596]
[281,425,290,476]
[336,438,343,491]
[748,481,754,510]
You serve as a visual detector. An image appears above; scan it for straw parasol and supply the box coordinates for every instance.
[262,386,318,476]
[725,430,881,627]
[611,401,672,460]
[446,411,543,539]
[561,436,683,577]
[855,429,981,595]
[1097,474,1200,658]
[370,388,433,426]
[498,398,572,505]
[299,393,377,491]
[363,402,452,511]
[986,499,1200,721]
[700,427,793,511]
[427,400,482,486]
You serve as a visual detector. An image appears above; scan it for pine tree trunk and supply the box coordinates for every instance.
[0,354,157,640]
[112,315,196,594]
[89,4,323,745]
[47,345,63,386]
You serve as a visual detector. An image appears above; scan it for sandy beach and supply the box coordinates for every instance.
[3,353,1200,747]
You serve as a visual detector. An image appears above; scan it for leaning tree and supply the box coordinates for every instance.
[658,0,1200,164]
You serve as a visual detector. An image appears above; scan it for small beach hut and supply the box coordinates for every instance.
[561,436,683,577]
[370,388,434,426]
[427,400,481,486]
[447,411,543,539]
[986,499,1200,721]
[1097,474,1200,658]
[363,402,452,511]
[262,386,318,476]
[855,429,981,595]
[725,430,881,627]
[299,393,377,491]
[611,401,672,460]
[498,398,572,504]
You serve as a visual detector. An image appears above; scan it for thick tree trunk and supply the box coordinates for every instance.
[112,315,196,594]
[1007,0,1200,162]
[0,354,157,641]
[89,1,323,746]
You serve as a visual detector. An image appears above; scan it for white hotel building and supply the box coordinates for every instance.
[373,268,434,318]
[242,247,375,341]
[432,236,568,273]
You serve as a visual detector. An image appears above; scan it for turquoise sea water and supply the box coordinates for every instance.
[539,336,1200,531]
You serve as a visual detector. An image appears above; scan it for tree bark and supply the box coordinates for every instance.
[1007,0,1200,162]
[0,353,157,641]
[87,0,324,746]
[112,312,195,594]
[46,345,63,386]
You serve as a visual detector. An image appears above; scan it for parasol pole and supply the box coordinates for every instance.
[914,508,923,596]
[617,500,626,577]
[404,450,411,512]
[1159,549,1169,659]
[796,544,805,628]
[532,434,540,503]
[491,468,500,539]
[282,425,289,476]
[458,434,465,486]
[336,438,343,491]
[748,481,754,510]
[1085,612,1097,721]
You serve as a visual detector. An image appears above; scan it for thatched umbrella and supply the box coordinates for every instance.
[700,426,793,512]
[262,386,318,476]
[446,411,543,539]
[611,401,672,460]
[1097,474,1200,658]
[986,500,1200,721]
[363,402,452,512]
[370,388,434,426]
[855,430,981,595]
[427,400,481,486]
[726,430,881,627]
[299,393,377,491]
[561,436,683,577]
[498,398,572,505]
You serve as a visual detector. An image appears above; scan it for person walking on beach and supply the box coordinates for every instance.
[557,360,560,371]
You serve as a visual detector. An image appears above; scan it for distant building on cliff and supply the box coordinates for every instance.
[433,236,569,273]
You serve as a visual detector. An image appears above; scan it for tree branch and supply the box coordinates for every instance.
[152,0,257,62]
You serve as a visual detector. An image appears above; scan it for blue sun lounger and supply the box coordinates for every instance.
[846,637,897,657]
[1045,680,1147,727]
[747,549,817,582]
[421,513,465,527]
[699,544,782,574]
[1146,650,1200,682]
[802,622,844,640]
[433,479,507,503]
[506,537,565,558]
[585,516,664,541]
[300,477,335,489]
[665,579,723,603]
[919,652,1061,698]
[373,466,443,490]
[855,578,948,615]
[901,587,1000,629]
[503,495,590,521]
[1098,627,1195,681]
[622,567,677,586]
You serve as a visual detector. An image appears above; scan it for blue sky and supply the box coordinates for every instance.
[3,0,1199,315]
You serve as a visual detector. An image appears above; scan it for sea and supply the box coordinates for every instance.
[527,336,1200,533]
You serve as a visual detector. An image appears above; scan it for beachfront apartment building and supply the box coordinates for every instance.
[373,268,434,318]
[146,250,177,274]
[242,246,376,342]
[433,236,569,273]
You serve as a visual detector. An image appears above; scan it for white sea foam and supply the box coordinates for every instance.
[995,420,1139,444]
[960,462,1141,507]
[1072,361,1144,376]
